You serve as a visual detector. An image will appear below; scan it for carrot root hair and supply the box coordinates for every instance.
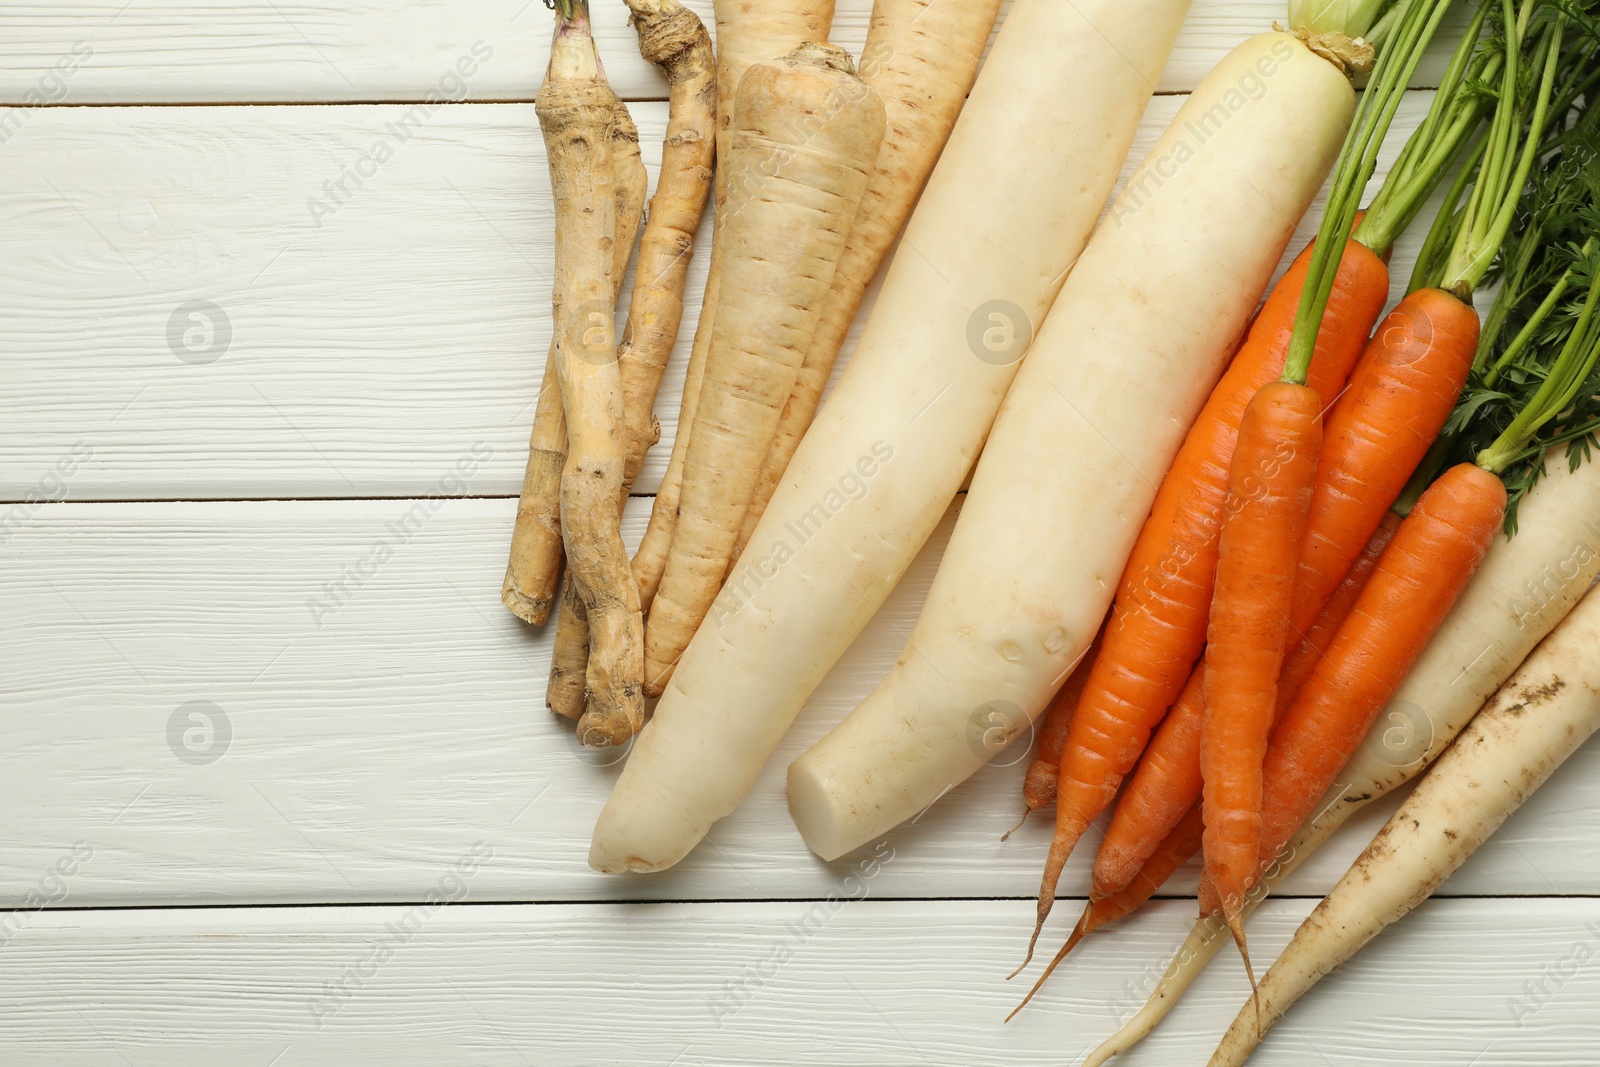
[1001,808,1030,842]
[1007,908,1091,1020]
[1018,818,1084,976]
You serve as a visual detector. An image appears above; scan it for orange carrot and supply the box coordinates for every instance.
[1091,500,1399,900]
[1275,508,1400,715]
[1007,627,1103,838]
[1287,288,1482,643]
[1201,461,1507,914]
[1200,380,1322,975]
[1008,804,1205,1019]
[1088,295,1478,901]
[1026,236,1386,963]
[1091,667,1204,896]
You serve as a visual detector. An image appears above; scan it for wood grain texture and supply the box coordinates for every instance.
[0,1,1474,104]
[3,898,1598,1065]
[0,4,1571,1060]
[0,94,1450,502]
[3,497,1596,907]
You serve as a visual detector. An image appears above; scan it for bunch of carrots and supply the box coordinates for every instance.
[1011,0,1600,1058]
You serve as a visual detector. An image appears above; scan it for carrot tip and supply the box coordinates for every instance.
[1226,909,1258,999]
[1007,913,1091,1021]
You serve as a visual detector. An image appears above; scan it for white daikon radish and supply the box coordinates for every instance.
[589,0,1193,873]
[789,31,1353,861]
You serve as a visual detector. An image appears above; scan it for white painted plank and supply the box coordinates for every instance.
[0,93,1449,501]
[1,898,1596,1065]
[0,1,1475,105]
[3,496,1594,906]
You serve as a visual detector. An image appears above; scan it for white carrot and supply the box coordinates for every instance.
[1081,447,1600,1067]
[788,30,1354,862]
[1210,579,1600,1065]
[641,43,886,694]
[590,0,1193,873]
[728,0,1006,564]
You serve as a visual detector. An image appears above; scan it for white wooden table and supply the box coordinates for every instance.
[3,3,1597,1064]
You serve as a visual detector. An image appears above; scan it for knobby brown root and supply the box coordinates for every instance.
[642,42,885,694]
[618,0,716,495]
[547,576,591,719]
[505,97,646,627]
[548,98,649,713]
[599,0,716,690]
[727,0,1004,564]
[630,0,835,610]
[536,0,644,743]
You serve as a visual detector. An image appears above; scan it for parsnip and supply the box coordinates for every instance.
[642,44,886,694]
[590,0,1193,873]
[728,0,1006,564]
[631,0,836,608]
[790,31,1353,861]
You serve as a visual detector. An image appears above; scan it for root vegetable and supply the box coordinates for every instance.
[506,99,647,629]
[537,0,643,744]
[617,0,716,494]
[590,0,1192,873]
[1200,379,1323,974]
[1227,462,1507,908]
[631,0,837,609]
[548,0,716,727]
[1080,0,1517,907]
[1009,627,1103,836]
[1081,448,1600,1067]
[789,30,1351,875]
[728,0,1006,564]
[1009,803,1206,1019]
[642,43,886,694]
[547,100,650,720]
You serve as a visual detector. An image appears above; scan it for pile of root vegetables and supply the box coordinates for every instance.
[511,0,1600,1059]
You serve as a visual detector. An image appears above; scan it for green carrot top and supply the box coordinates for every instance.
[1281,0,1461,386]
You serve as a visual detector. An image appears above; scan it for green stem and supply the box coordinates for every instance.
[1281,0,1459,387]
[1404,129,1487,293]
[1289,0,1398,38]
[1478,265,1600,473]
[1482,259,1580,388]
[1472,218,1542,373]
[1353,5,1495,255]
[1439,8,1566,298]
